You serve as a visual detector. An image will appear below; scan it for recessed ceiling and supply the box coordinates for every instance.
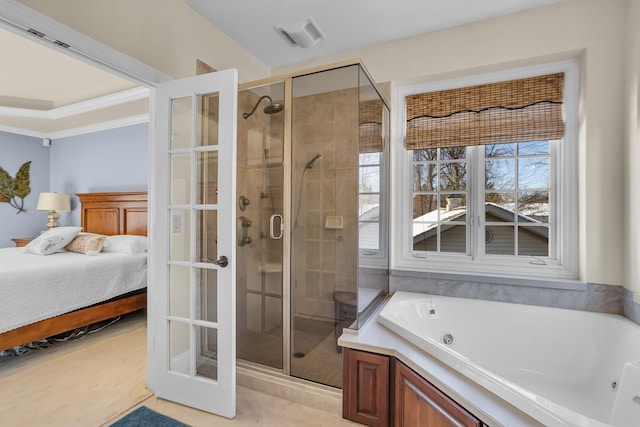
[0,26,146,136]
[185,0,562,67]
[0,27,137,109]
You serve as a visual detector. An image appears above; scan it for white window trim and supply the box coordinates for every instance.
[391,60,579,281]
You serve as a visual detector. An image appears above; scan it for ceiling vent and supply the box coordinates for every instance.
[275,17,325,48]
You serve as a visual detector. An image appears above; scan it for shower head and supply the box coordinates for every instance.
[264,102,284,115]
[242,95,284,119]
[305,153,322,169]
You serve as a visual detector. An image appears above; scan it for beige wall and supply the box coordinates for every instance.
[624,0,640,294]
[276,0,630,288]
[18,0,271,82]
[20,0,636,290]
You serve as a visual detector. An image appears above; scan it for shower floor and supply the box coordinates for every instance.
[237,316,343,388]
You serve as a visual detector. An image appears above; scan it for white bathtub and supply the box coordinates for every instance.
[378,292,640,427]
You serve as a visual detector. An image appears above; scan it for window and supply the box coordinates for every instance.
[393,62,578,279]
[358,95,390,266]
[359,152,382,252]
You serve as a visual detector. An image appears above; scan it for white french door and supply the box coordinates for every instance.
[148,69,238,418]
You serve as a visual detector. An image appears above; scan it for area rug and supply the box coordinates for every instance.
[109,406,191,427]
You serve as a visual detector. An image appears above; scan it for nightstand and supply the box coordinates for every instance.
[11,237,35,247]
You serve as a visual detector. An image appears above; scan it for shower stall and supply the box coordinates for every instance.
[235,62,390,388]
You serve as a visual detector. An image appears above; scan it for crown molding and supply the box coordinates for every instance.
[0,0,172,86]
[0,114,149,140]
[0,123,46,138]
[0,87,150,119]
[48,114,149,139]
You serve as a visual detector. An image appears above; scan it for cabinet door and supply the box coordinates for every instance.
[343,348,390,427]
[394,360,482,427]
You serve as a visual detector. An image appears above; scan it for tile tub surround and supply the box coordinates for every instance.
[389,272,640,324]
[622,289,640,325]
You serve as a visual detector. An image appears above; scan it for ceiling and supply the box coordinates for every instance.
[185,0,561,67]
[0,27,136,109]
[0,26,144,136]
[0,0,561,135]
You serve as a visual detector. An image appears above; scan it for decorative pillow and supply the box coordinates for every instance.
[23,226,83,256]
[102,235,147,254]
[65,233,107,256]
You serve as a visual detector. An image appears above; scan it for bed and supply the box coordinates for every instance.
[0,191,148,352]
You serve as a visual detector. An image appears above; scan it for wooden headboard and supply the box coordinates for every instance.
[76,191,148,236]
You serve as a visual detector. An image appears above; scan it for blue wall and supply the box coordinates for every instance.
[0,123,148,247]
[0,131,51,247]
[50,123,148,226]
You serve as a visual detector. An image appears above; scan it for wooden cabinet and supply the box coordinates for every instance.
[394,359,482,427]
[11,237,34,247]
[343,348,390,427]
[343,348,484,427]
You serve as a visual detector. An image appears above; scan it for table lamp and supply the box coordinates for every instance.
[36,192,71,229]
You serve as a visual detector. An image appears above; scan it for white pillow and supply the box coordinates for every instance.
[103,235,147,254]
[24,226,83,256]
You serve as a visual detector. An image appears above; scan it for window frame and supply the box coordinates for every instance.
[391,60,579,280]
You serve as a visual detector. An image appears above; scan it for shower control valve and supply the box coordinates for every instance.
[239,195,250,211]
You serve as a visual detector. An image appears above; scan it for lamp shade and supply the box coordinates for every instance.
[36,192,71,212]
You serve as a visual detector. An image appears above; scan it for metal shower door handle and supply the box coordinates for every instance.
[270,214,284,240]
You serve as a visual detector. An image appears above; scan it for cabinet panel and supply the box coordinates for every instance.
[394,360,482,427]
[343,348,390,427]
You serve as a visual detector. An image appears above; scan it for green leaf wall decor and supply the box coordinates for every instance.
[0,161,31,214]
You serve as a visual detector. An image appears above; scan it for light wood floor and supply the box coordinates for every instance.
[0,311,358,427]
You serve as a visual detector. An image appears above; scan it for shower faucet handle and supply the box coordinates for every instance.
[240,216,252,227]
[239,195,250,211]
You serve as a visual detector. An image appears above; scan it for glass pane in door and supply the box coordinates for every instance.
[196,210,217,264]
[199,94,220,147]
[195,268,218,323]
[197,151,218,204]
[169,209,190,261]
[169,265,190,317]
[170,153,191,205]
[169,320,190,375]
[171,96,192,149]
[195,326,218,380]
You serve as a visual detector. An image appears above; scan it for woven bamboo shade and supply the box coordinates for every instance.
[405,73,564,149]
[359,99,384,153]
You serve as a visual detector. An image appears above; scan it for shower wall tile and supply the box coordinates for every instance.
[305,271,321,300]
[306,241,320,270]
[321,273,336,301]
[390,273,625,315]
[306,181,322,210]
[335,136,359,169]
[306,213,321,240]
[320,241,335,270]
[322,175,336,207]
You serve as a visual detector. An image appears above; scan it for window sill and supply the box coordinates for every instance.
[390,268,587,291]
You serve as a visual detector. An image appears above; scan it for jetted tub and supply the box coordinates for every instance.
[378,292,640,427]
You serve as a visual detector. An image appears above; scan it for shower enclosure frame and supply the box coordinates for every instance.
[237,59,390,379]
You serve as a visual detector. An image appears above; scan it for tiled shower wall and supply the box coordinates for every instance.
[292,88,360,320]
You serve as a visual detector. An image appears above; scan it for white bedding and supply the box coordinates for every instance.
[0,247,147,334]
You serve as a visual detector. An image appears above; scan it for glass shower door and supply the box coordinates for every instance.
[236,83,285,369]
